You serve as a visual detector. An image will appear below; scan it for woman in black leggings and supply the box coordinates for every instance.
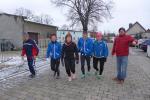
[61,33,79,81]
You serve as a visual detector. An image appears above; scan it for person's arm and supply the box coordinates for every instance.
[128,35,137,45]
[77,38,81,52]
[112,38,116,56]
[61,44,65,66]
[74,43,79,61]
[32,40,39,57]
[21,47,26,57]
[46,43,51,58]
[104,42,109,57]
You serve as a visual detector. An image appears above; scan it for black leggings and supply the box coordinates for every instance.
[93,57,106,75]
[64,58,75,77]
[51,58,60,76]
[80,55,91,75]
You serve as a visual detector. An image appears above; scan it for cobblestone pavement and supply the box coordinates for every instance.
[0,46,150,100]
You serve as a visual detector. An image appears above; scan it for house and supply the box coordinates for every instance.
[142,29,150,39]
[0,12,58,49]
[127,22,146,38]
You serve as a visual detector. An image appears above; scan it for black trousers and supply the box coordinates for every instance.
[27,58,36,75]
[64,58,75,77]
[51,58,60,76]
[93,57,106,75]
[80,55,91,75]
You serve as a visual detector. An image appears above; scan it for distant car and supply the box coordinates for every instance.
[147,45,150,57]
[138,39,145,48]
[141,39,150,52]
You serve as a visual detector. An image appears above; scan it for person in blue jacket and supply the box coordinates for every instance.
[78,32,93,78]
[93,32,109,79]
[46,33,61,79]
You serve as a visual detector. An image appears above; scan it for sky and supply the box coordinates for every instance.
[0,0,149,33]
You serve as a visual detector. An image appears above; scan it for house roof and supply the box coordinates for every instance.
[25,20,58,28]
[0,12,27,19]
[127,21,146,32]
[0,12,58,28]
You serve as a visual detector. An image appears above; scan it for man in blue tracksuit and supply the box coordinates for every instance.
[78,32,93,78]
[93,32,109,79]
[46,33,61,79]
[21,33,39,78]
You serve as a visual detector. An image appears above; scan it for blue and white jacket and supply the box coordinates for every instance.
[46,41,61,59]
[78,37,93,56]
[21,39,39,60]
[93,40,109,58]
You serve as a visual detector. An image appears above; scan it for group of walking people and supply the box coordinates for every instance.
[21,27,136,84]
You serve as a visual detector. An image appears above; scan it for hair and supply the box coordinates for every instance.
[50,33,57,39]
[65,32,72,43]
[119,27,126,32]
[23,32,29,36]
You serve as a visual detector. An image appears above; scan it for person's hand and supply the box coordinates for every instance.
[21,56,24,61]
[61,59,64,67]
[33,56,36,60]
[45,58,49,61]
[76,60,79,64]
[132,41,137,45]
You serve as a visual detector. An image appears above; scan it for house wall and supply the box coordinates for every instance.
[142,32,150,38]
[24,21,57,39]
[127,23,145,35]
[0,14,24,49]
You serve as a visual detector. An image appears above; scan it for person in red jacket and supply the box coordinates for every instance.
[112,27,136,84]
[21,33,39,78]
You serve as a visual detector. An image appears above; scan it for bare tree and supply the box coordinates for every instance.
[15,7,34,21]
[15,8,53,25]
[60,24,69,30]
[51,0,113,32]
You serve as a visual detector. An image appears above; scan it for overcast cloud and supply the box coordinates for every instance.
[0,0,149,33]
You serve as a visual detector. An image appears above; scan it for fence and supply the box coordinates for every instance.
[38,38,50,58]
[0,39,15,64]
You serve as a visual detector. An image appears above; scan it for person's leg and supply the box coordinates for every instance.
[64,59,71,77]
[99,58,105,75]
[28,59,36,77]
[81,55,85,75]
[116,56,122,80]
[93,57,99,71]
[86,56,91,72]
[55,58,60,78]
[51,59,55,71]
[70,59,76,79]
[121,56,128,80]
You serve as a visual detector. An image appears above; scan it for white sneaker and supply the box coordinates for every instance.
[72,74,76,80]
[68,77,72,82]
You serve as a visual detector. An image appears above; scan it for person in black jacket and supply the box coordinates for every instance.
[61,33,79,82]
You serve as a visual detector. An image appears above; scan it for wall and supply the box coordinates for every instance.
[0,14,24,49]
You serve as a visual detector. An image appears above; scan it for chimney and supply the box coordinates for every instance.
[129,23,133,28]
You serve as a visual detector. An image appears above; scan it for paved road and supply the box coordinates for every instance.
[0,45,150,100]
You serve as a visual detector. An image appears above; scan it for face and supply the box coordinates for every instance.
[83,33,88,38]
[23,34,29,41]
[119,30,126,36]
[66,36,72,43]
[96,35,102,41]
[51,35,57,42]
